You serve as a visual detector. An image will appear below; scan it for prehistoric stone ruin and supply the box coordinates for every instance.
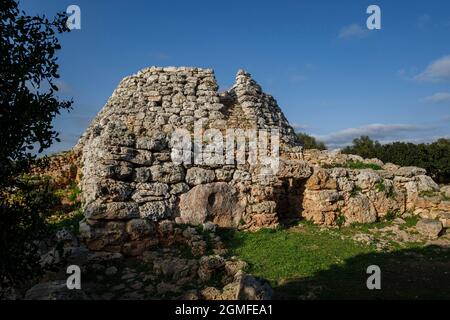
[75,66,450,255]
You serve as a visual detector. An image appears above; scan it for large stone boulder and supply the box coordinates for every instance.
[25,281,88,300]
[179,182,246,227]
[416,219,443,238]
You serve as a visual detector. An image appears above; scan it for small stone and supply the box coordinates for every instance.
[144,284,155,293]
[416,219,443,238]
[105,266,118,276]
[121,273,136,280]
[130,282,143,290]
[202,221,217,233]
[185,167,215,186]
[438,212,450,228]
[111,284,126,291]
[393,218,406,225]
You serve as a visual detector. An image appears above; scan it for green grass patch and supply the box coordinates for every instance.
[219,222,450,299]
[350,186,362,197]
[323,160,382,171]
[375,180,385,192]
[47,208,84,235]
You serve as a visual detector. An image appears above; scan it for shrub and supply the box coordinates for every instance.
[375,180,386,193]
[335,214,346,228]
[344,160,382,171]
[297,132,327,150]
[350,186,363,197]
[342,136,450,183]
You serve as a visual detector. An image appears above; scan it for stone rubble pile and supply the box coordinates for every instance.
[25,221,271,300]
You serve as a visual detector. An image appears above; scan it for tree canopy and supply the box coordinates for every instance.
[297,132,327,150]
[0,0,71,294]
[342,136,450,183]
[0,0,72,183]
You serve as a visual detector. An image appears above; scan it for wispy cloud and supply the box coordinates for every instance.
[315,123,431,149]
[149,52,171,60]
[423,92,450,104]
[289,74,306,82]
[338,24,369,40]
[415,54,450,82]
[418,14,431,29]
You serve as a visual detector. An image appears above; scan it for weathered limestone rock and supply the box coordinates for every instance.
[438,212,450,228]
[220,271,273,300]
[25,281,88,300]
[185,167,215,186]
[343,195,377,224]
[416,219,443,238]
[179,182,246,227]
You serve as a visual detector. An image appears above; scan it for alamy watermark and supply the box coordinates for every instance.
[66,265,81,289]
[66,5,81,30]
[366,5,381,30]
[366,265,381,290]
[170,120,280,176]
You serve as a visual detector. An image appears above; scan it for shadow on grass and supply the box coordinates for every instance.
[218,227,450,299]
[275,245,450,300]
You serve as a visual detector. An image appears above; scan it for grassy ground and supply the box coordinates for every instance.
[219,221,450,299]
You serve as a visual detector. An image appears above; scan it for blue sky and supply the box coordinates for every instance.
[20,0,450,151]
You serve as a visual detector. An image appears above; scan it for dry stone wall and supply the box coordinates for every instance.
[301,150,450,226]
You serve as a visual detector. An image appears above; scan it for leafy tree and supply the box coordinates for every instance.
[341,136,381,159]
[0,0,71,294]
[297,132,327,150]
[342,136,450,183]
[0,0,72,183]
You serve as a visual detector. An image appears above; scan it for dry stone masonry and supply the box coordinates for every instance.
[75,67,308,254]
[75,66,450,255]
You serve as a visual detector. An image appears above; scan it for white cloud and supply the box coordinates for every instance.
[289,74,306,82]
[338,24,369,40]
[415,54,450,82]
[418,14,431,29]
[315,123,430,149]
[424,92,450,103]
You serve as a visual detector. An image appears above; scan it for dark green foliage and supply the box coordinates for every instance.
[375,180,385,192]
[335,213,346,228]
[0,178,58,294]
[343,136,450,183]
[0,0,71,294]
[297,132,327,150]
[350,186,362,197]
[0,0,72,183]
[341,136,381,159]
[382,211,397,221]
[344,160,382,170]
[323,160,382,171]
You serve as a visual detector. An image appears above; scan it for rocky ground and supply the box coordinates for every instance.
[18,212,449,300]
[5,150,449,300]
[21,222,272,300]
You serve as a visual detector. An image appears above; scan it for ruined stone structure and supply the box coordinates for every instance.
[75,66,450,255]
[302,149,450,226]
[75,67,310,254]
